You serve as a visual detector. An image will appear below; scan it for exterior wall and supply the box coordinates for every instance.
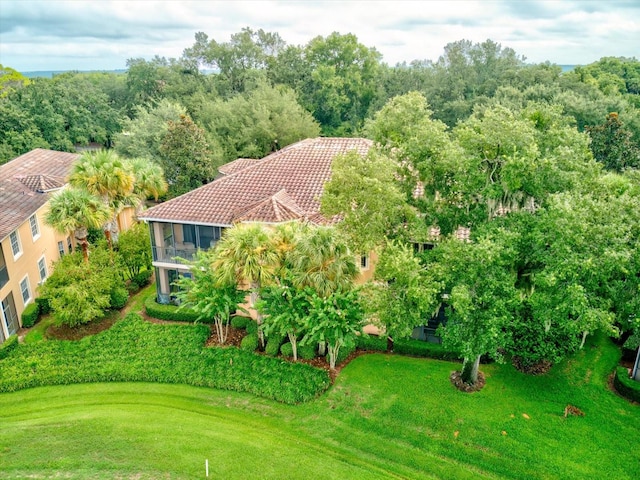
[0,203,69,341]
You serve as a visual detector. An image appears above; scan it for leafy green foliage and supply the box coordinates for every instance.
[174,250,246,344]
[0,335,18,360]
[302,289,364,369]
[586,112,640,171]
[160,114,219,197]
[321,150,407,252]
[240,333,259,352]
[20,302,40,328]
[116,222,152,278]
[614,366,640,403]
[143,292,201,323]
[38,248,127,327]
[0,313,330,404]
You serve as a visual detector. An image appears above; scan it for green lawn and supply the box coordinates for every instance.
[1,328,638,479]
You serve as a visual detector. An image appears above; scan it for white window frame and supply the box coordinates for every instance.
[37,256,48,283]
[29,214,40,240]
[360,254,370,271]
[58,240,65,257]
[19,276,32,306]
[9,231,22,259]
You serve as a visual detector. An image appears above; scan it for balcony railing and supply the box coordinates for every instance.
[152,245,198,264]
[0,264,8,289]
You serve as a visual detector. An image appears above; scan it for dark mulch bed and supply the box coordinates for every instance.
[512,357,553,375]
[450,370,486,392]
[46,312,120,341]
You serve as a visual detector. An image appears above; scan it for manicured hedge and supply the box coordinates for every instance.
[0,313,330,404]
[393,338,460,360]
[231,316,251,329]
[0,335,19,360]
[355,334,460,360]
[614,366,640,403]
[21,303,40,328]
[144,293,203,323]
[356,334,387,352]
[265,335,284,356]
[241,333,259,352]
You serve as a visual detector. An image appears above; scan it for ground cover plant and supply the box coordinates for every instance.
[0,331,638,479]
[0,313,329,404]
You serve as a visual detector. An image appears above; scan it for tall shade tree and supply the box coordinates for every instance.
[427,229,520,385]
[363,240,441,350]
[69,149,135,247]
[586,112,640,171]
[321,150,407,253]
[211,224,280,345]
[45,188,111,263]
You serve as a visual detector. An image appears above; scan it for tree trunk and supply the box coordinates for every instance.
[328,343,339,370]
[250,283,265,348]
[579,330,588,349]
[318,341,326,356]
[461,355,481,385]
[387,336,394,352]
[80,240,89,263]
[288,332,298,361]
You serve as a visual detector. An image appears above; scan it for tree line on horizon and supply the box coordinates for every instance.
[0,28,639,185]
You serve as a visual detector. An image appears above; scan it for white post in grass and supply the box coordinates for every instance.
[205,459,209,477]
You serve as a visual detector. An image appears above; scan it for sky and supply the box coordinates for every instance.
[0,0,639,72]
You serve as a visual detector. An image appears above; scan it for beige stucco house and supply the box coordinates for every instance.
[138,137,376,304]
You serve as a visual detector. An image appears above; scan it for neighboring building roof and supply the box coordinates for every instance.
[0,149,79,241]
[139,137,373,226]
[217,158,263,176]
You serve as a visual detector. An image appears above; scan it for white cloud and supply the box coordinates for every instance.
[0,0,638,71]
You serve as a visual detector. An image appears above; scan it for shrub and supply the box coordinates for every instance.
[241,333,259,352]
[356,334,387,352]
[144,293,200,322]
[35,297,51,315]
[0,335,19,360]
[246,319,258,334]
[280,342,293,358]
[614,366,640,403]
[131,269,152,290]
[110,287,129,310]
[298,343,316,360]
[231,315,250,329]
[21,303,40,328]
[265,335,284,356]
[393,338,460,361]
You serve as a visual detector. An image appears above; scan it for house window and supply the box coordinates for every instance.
[360,254,369,270]
[67,236,73,253]
[38,256,47,282]
[1,293,19,336]
[9,231,21,258]
[58,241,65,257]
[19,276,31,305]
[29,215,40,240]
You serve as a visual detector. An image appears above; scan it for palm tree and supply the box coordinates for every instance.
[212,224,280,346]
[45,188,111,263]
[288,226,358,298]
[69,149,135,247]
[125,157,168,213]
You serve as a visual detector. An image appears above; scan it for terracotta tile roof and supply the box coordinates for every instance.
[234,189,306,223]
[139,137,373,226]
[218,158,263,176]
[0,149,79,241]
